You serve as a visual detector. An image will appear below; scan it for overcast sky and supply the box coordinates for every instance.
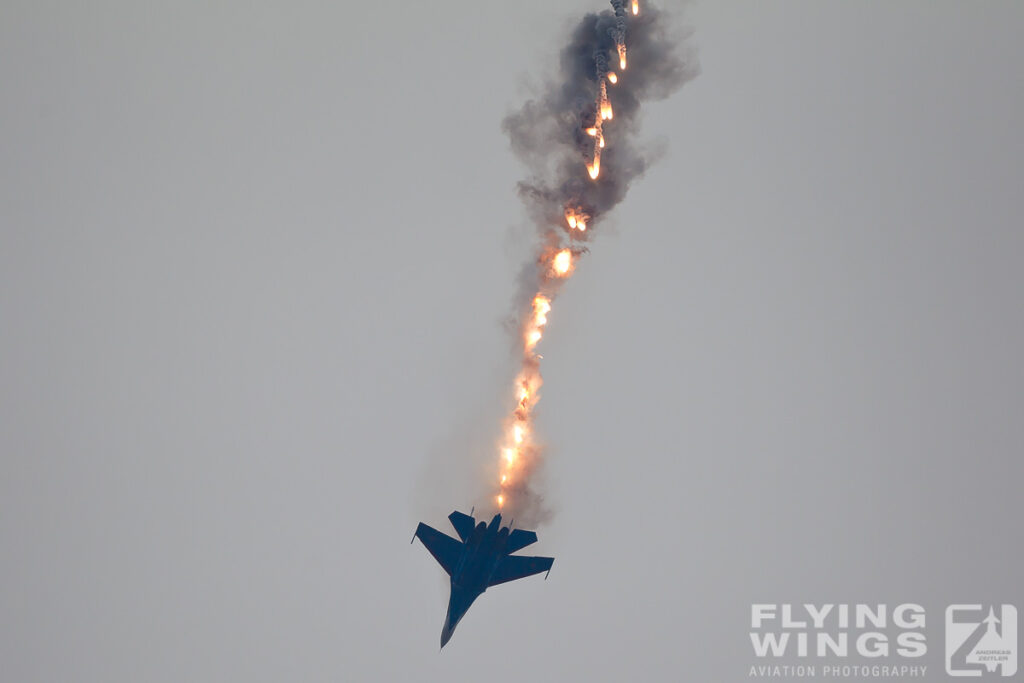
[2,1,1022,681]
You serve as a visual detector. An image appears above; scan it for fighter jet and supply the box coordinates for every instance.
[412,509,554,648]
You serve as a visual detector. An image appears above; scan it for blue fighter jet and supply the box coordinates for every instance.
[412,510,554,648]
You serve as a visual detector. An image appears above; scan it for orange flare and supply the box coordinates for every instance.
[497,494,504,507]
[632,0,638,15]
[553,249,572,275]
[600,81,613,120]
[564,209,588,233]
[618,44,627,70]
[586,127,598,136]
[534,295,551,323]
[514,425,525,444]
[504,448,515,464]
[607,72,618,84]
[589,145,602,178]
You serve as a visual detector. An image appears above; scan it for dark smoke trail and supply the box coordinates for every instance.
[488,2,698,528]
[503,3,698,235]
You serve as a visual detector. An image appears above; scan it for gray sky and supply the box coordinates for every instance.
[1,1,1022,681]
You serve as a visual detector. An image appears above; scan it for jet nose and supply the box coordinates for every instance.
[440,620,455,649]
[440,584,478,650]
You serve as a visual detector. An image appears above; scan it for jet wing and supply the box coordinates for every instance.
[487,555,554,587]
[414,523,463,577]
[448,510,475,542]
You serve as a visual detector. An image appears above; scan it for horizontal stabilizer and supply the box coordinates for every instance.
[504,528,537,554]
[414,523,462,577]
[487,554,554,587]
[448,510,475,542]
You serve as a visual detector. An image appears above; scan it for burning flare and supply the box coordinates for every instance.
[495,0,649,515]
[553,249,572,275]
[600,81,613,120]
[497,293,555,506]
[564,207,588,232]
[534,295,551,324]
[524,294,551,350]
